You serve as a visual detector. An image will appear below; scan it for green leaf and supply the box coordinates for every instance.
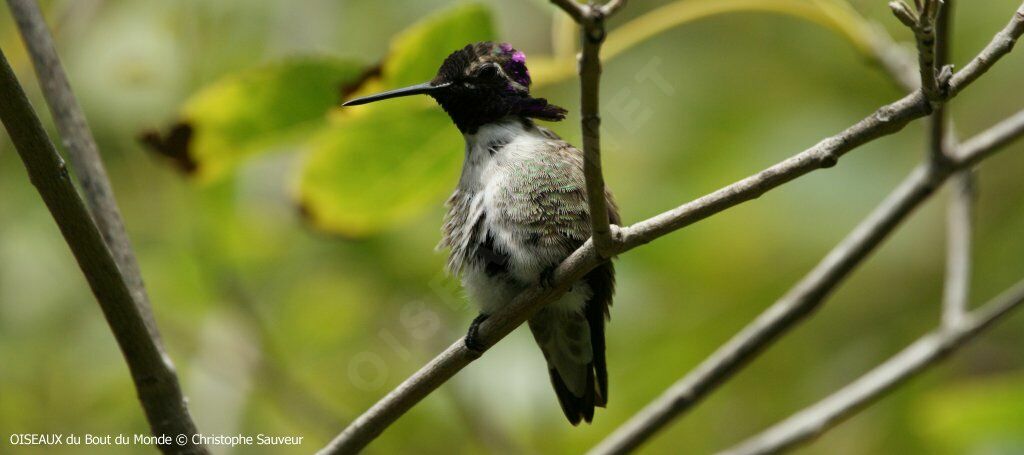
[381,3,495,88]
[297,103,463,237]
[172,57,366,181]
[296,3,496,236]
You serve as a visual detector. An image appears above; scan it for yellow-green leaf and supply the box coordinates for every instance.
[171,57,366,181]
[382,2,495,88]
[297,103,463,237]
[296,3,496,236]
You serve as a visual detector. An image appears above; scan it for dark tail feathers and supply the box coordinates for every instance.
[548,362,603,425]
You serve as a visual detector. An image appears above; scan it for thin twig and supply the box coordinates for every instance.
[929,0,973,329]
[926,0,955,165]
[957,108,1024,166]
[943,171,974,327]
[318,4,1024,454]
[6,0,165,344]
[890,0,944,103]
[549,0,627,257]
[0,49,206,454]
[719,278,1024,455]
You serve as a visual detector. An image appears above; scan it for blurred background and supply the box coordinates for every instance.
[1,0,1023,453]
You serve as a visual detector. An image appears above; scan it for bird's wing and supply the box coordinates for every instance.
[492,139,618,258]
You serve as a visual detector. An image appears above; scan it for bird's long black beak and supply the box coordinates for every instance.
[342,81,450,106]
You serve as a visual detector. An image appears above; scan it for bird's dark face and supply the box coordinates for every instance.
[343,42,566,134]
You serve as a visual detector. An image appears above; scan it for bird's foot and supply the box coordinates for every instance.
[464,313,490,353]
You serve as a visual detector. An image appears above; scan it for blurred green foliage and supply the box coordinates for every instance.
[1,0,1023,454]
[155,3,496,235]
[182,57,366,181]
[915,375,1024,453]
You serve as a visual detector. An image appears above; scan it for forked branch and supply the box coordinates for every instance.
[592,106,1024,454]
[6,0,166,345]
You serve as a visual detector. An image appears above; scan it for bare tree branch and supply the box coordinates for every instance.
[719,278,1024,455]
[318,4,1024,454]
[957,108,1024,165]
[548,0,628,257]
[6,0,165,345]
[927,0,956,164]
[940,96,1018,328]
[890,0,945,105]
[929,0,973,330]
[591,110,1024,455]
[948,6,1024,97]
[0,48,206,454]
[943,171,974,327]
[594,164,942,455]
[592,3,1024,448]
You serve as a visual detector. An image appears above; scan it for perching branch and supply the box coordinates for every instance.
[549,0,627,257]
[317,4,1024,453]
[0,48,206,454]
[6,0,165,345]
[592,106,1024,455]
[719,277,1024,455]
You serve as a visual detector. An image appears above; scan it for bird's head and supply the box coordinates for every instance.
[343,42,566,133]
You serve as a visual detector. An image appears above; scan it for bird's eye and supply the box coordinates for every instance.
[474,64,501,80]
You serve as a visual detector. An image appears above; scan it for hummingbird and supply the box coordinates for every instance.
[343,42,618,425]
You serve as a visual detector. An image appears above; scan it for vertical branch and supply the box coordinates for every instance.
[0,48,206,454]
[926,0,954,165]
[550,0,628,257]
[929,0,974,328]
[890,0,945,106]
[579,13,615,255]
[6,0,164,343]
[943,171,974,327]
